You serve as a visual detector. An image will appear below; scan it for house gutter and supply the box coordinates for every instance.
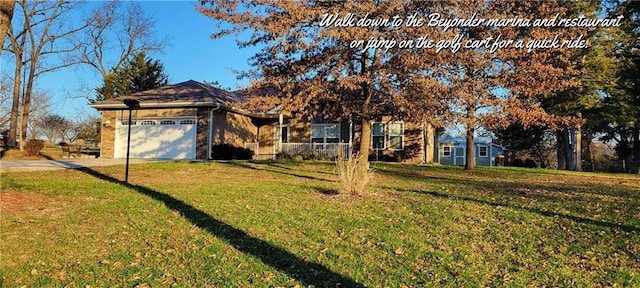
[207,103,221,160]
[89,102,282,120]
[89,102,222,109]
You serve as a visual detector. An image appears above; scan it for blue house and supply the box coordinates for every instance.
[437,136,506,166]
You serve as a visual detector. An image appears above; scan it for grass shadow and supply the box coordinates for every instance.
[54,162,362,287]
[386,185,639,234]
[227,161,337,183]
[376,165,640,201]
[314,187,340,195]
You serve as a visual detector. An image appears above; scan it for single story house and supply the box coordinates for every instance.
[437,136,506,166]
[89,80,438,162]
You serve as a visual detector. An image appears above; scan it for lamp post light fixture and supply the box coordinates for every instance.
[123,99,140,183]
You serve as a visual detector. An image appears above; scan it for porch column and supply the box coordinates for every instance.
[348,115,353,156]
[278,113,283,156]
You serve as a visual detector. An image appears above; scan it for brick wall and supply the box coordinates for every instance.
[100,110,117,159]
[196,108,209,159]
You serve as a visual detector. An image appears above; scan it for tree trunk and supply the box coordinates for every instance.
[556,131,566,170]
[582,131,594,172]
[0,0,15,55]
[619,138,630,173]
[575,125,582,172]
[632,124,640,174]
[19,69,36,151]
[357,51,374,177]
[465,127,475,170]
[358,115,371,168]
[564,128,576,171]
[8,60,22,149]
[465,106,475,170]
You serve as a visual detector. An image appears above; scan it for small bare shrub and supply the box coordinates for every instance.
[25,139,45,156]
[335,153,374,195]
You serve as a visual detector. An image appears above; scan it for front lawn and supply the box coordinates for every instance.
[1,161,638,287]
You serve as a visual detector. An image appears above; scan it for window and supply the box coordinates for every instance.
[276,125,289,143]
[121,120,136,125]
[372,122,385,150]
[443,146,451,157]
[311,124,340,143]
[388,122,404,150]
[160,120,176,125]
[478,145,488,157]
[140,120,156,126]
[180,119,196,125]
[371,121,404,150]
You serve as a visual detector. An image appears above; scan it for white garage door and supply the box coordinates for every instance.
[114,118,197,159]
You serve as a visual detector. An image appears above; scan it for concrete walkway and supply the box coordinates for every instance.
[0,159,165,172]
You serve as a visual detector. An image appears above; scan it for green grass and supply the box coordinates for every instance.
[1,161,638,287]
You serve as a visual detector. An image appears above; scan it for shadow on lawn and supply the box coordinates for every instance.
[386,185,639,233]
[376,165,640,201]
[50,160,362,287]
[227,161,337,183]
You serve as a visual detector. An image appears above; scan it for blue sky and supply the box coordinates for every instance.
[2,1,257,118]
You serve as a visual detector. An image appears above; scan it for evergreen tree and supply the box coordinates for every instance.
[542,1,619,171]
[94,52,168,101]
[599,1,640,173]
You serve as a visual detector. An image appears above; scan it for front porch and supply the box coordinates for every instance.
[245,142,351,160]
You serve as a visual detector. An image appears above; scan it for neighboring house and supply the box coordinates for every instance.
[437,136,506,166]
[90,80,438,162]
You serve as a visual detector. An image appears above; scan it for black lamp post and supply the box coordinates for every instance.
[123,99,140,183]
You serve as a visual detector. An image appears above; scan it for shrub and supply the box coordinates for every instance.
[302,151,318,161]
[369,150,385,161]
[335,153,374,196]
[292,155,304,162]
[524,159,538,168]
[511,159,524,167]
[211,144,254,160]
[25,139,45,156]
[368,150,402,162]
[276,151,292,160]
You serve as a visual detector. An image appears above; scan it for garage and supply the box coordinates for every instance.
[114,117,197,159]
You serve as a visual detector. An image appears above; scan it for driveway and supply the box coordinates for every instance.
[0,159,166,172]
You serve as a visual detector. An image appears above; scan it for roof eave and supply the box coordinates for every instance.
[222,105,281,119]
[89,102,223,110]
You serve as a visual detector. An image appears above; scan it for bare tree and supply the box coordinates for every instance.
[71,111,100,146]
[38,114,71,145]
[0,0,16,53]
[0,75,12,130]
[25,90,52,140]
[78,0,165,81]
[4,0,91,150]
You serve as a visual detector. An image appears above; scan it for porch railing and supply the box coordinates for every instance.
[278,143,351,160]
[244,142,259,156]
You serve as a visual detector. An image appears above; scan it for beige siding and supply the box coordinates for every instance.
[211,110,257,147]
[403,121,423,163]
[424,123,436,163]
[288,116,311,143]
[257,124,276,159]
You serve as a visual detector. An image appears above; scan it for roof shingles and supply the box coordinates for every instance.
[90,80,241,109]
